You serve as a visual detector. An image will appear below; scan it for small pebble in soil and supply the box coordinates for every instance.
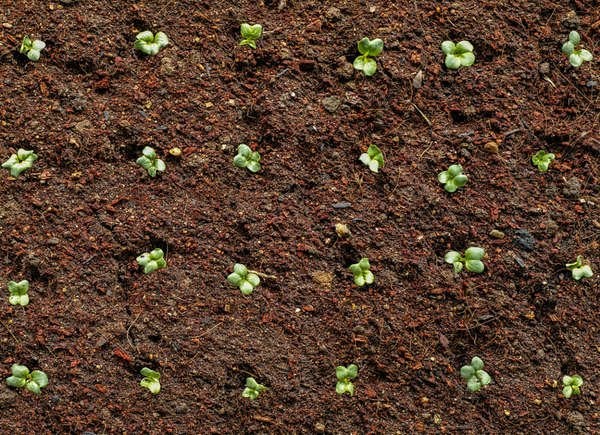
[321,96,342,113]
[490,229,505,239]
[538,63,550,75]
[332,201,351,209]
[484,141,499,153]
[586,80,597,88]
[562,177,581,198]
[514,229,536,251]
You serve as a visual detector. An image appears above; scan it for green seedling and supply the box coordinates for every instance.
[6,364,48,395]
[460,356,491,392]
[136,146,165,177]
[136,248,167,274]
[445,247,485,274]
[531,150,555,172]
[7,280,29,306]
[353,37,384,77]
[19,36,46,61]
[438,164,468,193]
[242,377,267,400]
[562,374,583,398]
[227,263,260,295]
[359,144,384,173]
[335,364,358,396]
[134,31,169,55]
[349,258,374,287]
[140,367,161,394]
[562,31,593,68]
[233,144,261,173]
[2,149,38,177]
[441,40,475,70]
[566,256,593,281]
[239,23,263,49]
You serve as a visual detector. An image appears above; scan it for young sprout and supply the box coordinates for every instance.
[136,248,167,274]
[349,258,374,287]
[6,364,48,394]
[359,144,384,173]
[460,356,491,392]
[531,150,555,172]
[353,37,384,77]
[227,263,260,295]
[136,146,166,177]
[239,23,263,49]
[438,164,468,193]
[335,364,358,396]
[441,40,475,70]
[565,256,593,281]
[7,280,29,306]
[2,149,38,177]
[562,374,583,398]
[242,377,267,399]
[140,367,161,394]
[19,36,46,61]
[134,31,169,55]
[233,144,261,173]
[562,31,593,68]
[445,247,485,274]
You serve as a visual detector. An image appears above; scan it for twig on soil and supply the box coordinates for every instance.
[249,270,277,280]
[126,311,142,352]
[410,102,432,126]
[0,320,19,344]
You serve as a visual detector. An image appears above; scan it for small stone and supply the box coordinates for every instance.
[562,11,580,29]
[46,237,60,245]
[324,7,342,21]
[74,119,92,133]
[314,422,326,432]
[2,23,13,28]
[490,229,505,239]
[538,62,550,75]
[514,228,536,251]
[321,96,342,113]
[160,57,176,76]
[332,201,351,209]
[335,223,350,237]
[174,402,189,414]
[586,80,598,88]
[562,177,581,198]
[483,141,499,153]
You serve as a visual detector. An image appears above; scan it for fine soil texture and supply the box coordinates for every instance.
[1,0,599,433]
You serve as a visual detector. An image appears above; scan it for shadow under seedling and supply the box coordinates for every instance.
[6,364,48,395]
[8,280,30,306]
[2,149,38,177]
[136,146,165,177]
[239,23,263,49]
[566,256,593,281]
[441,40,475,70]
[137,248,167,274]
[349,258,374,287]
[233,144,261,173]
[134,31,169,55]
[445,247,485,274]
[19,36,45,61]
[460,356,491,392]
[531,150,555,172]
[438,164,467,192]
[140,367,161,394]
[242,377,266,400]
[353,37,383,77]
[359,144,384,173]
[336,364,358,396]
[562,374,583,398]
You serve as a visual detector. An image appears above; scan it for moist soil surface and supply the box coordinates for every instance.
[1,0,599,433]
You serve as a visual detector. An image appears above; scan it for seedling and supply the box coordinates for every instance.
[349,258,374,287]
[441,40,475,70]
[140,367,161,394]
[233,144,261,173]
[445,247,485,274]
[566,256,593,280]
[7,280,29,306]
[359,144,384,173]
[438,164,467,193]
[6,364,48,394]
[460,356,491,392]
[562,374,583,398]
[2,149,38,177]
[136,146,165,177]
[562,31,593,68]
[335,364,358,396]
[242,377,266,399]
[239,23,263,49]
[136,248,167,274]
[227,263,260,295]
[134,31,169,55]
[531,150,555,172]
[19,36,46,61]
[353,37,384,77]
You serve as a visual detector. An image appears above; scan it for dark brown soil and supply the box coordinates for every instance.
[1,0,599,433]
